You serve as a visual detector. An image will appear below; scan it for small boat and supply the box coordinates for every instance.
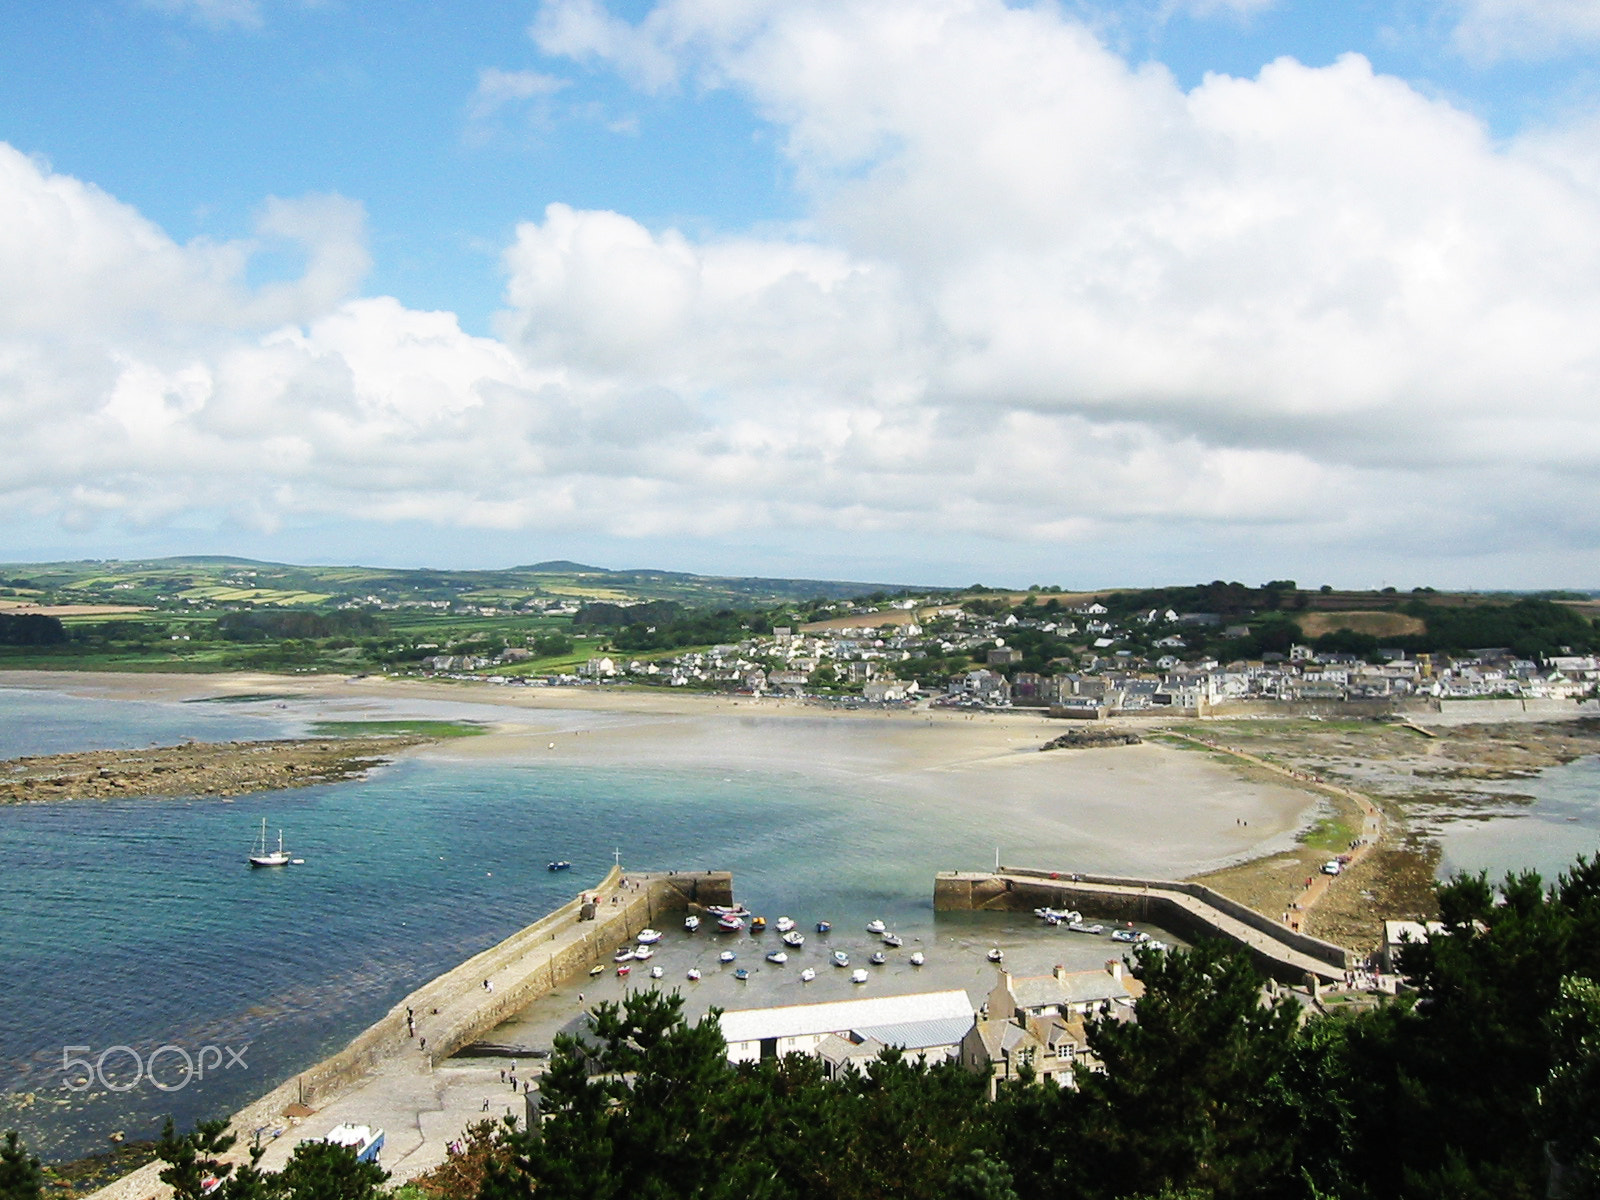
[1111,928,1149,945]
[588,964,605,977]
[684,915,701,932]
[832,950,850,968]
[613,947,637,963]
[719,950,737,963]
[248,818,291,868]
[782,931,805,948]
[717,915,745,933]
[1068,922,1105,936]
[705,905,752,918]
[881,932,903,947]
[850,969,869,984]
[815,920,832,933]
[750,916,768,932]
[547,861,572,871]
[774,916,796,933]
[636,929,663,944]
[765,950,788,965]
[616,964,631,976]
[649,965,664,979]
[800,967,816,982]
[1043,913,1060,926]
[987,948,1004,962]
[734,968,750,981]
[869,951,886,965]
[909,951,925,966]
[633,945,654,961]
[866,919,886,934]
[687,968,701,981]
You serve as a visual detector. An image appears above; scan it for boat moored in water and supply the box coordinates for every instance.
[800,967,816,982]
[782,930,805,948]
[717,915,745,933]
[616,964,631,976]
[765,950,788,964]
[869,951,886,965]
[774,916,795,933]
[987,948,1004,962]
[734,968,750,981]
[247,818,291,868]
[613,947,637,963]
[636,929,662,944]
[684,915,700,932]
[850,969,869,984]
[719,950,737,963]
[687,967,701,980]
[749,916,768,932]
[865,919,886,934]
[547,861,572,872]
[815,920,832,933]
[649,965,664,979]
[633,945,654,960]
[831,950,850,968]
[909,951,925,966]
[880,932,902,947]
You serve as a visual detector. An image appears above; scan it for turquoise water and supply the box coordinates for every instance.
[0,689,1013,1159]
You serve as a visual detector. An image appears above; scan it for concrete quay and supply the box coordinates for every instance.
[86,868,732,1200]
[935,868,1349,985]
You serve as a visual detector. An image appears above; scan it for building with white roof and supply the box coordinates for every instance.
[717,989,975,1067]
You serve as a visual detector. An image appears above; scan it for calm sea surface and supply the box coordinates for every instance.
[0,687,1088,1159]
[1433,754,1600,883]
[5,685,1596,1161]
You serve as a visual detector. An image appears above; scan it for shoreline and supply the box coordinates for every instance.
[81,865,718,1200]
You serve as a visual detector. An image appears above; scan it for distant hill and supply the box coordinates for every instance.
[0,557,937,610]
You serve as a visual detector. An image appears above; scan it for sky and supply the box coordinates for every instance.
[3,0,1600,589]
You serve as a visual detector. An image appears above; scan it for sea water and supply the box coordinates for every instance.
[0,688,1103,1159]
[1433,754,1600,884]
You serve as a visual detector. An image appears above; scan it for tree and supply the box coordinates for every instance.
[1542,976,1600,1198]
[0,1131,43,1200]
[275,1139,389,1200]
[156,1117,236,1200]
[1060,943,1304,1200]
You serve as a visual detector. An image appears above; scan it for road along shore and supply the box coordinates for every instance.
[84,868,730,1200]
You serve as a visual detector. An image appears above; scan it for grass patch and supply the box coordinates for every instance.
[306,719,487,739]
[1299,813,1356,851]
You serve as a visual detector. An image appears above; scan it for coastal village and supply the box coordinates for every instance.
[417,596,1600,716]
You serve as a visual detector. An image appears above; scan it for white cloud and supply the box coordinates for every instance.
[143,0,264,30]
[1445,0,1600,63]
[468,68,570,123]
[9,0,1600,581]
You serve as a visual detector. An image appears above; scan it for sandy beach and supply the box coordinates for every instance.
[1,670,1322,879]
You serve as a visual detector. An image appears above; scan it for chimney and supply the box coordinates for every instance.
[1053,964,1068,982]
[1105,958,1123,981]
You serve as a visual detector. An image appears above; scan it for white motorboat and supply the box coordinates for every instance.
[800,967,816,982]
[782,931,805,948]
[633,945,654,960]
[1111,928,1149,945]
[869,951,886,965]
[717,915,745,933]
[880,932,902,947]
[684,915,700,932]
[765,950,788,965]
[247,818,291,868]
[705,905,753,919]
[987,948,1004,962]
[649,965,664,979]
[614,947,637,963]
[1068,922,1106,936]
[850,969,869,984]
[687,967,702,981]
[831,950,850,968]
[636,929,663,944]
[719,949,737,963]
[909,951,925,966]
[866,919,886,934]
[774,916,796,933]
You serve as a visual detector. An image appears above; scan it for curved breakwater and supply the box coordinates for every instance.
[87,868,732,1200]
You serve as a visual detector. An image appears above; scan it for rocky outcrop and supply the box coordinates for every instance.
[1040,729,1143,751]
[0,736,429,803]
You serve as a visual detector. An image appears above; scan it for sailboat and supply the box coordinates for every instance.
[248,818,291,868]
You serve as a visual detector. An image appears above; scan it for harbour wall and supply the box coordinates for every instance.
[88,868,732,1200]
[935,868,1349,985]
